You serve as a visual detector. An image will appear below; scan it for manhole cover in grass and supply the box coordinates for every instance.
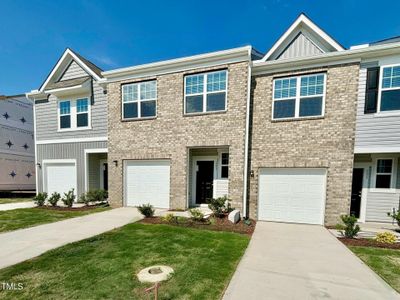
[137,265,174,283]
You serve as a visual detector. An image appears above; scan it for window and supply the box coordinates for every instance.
[221,153,229,179]
[375,159,393,188]
[122,81,156,119]
[273,73,325,119]
[380,65,400,112]
[58,98,90,130]
[185,70,227,114]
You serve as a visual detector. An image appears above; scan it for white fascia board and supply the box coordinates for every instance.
[252,41,400,75]
[355,146,400,154]
[44,81,91,97]
[36,136,107,145]
[262,14,344,62]
[101,46,252,83]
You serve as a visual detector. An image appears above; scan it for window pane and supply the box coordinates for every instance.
[59,101,70,115]
[381,90,400,111]
[185,74,204,95]
[60,115,70,129]
[77,98,88,113]
[299,97,323,117]
[186,95,203,113]
[377,159,392,173]
[206,92,226,111]
[221,153,229,165]
[207,71,227,92]
[77,113,88,127]
[140,81,156,100]
[140,101,156,117]
[300,74,324,96]
[382,66,400,89]
[123,84,138,102]
[221,166,229,178]
[274,78,296,99]
[123,102,138,119]
[376,174,391,188]
[273,99,295,119]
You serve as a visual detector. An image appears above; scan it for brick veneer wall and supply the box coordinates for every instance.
[249,63,360,225]
[107,62,249,210]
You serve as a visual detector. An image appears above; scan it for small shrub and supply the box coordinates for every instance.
[189,208,204,222]
[79,193,90,206]
[335,223,346,231]
[33,192,47,207]
[48,192,61,207]
[161,213,176,223]
[62,189,75,207]
[176,216,188,224]
[375,232,397,244]
[86,189,108,203]
[207,196,231,218]
[138,203,155,218]
[388,209,400,227]
[339,215,360,238]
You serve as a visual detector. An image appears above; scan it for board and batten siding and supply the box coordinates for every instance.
[60,61,88,81]
[37,141,107,196]
[35,62,107,141]
[277,33,323,60]
[355,62,400,150]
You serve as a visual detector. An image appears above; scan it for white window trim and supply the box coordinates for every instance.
[272,73,326,120]
[220,152,229,179]
[121,81,157,120]
[377,63,400,114]
[57,97,92,132]
[373,157,396,190]
[184,70,228,115]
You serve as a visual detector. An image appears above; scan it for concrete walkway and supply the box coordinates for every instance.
[0,207,142,269]
[0,201,36,211]
[223,222,399,300]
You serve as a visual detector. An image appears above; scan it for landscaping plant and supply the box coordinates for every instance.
[33,192,47,207]
[207,196,231,217]
[375,232,397,244]
[387,209,400,227]
[79,193,90,206]
[161,213,176,223]
[138,203,155,217]
[189,208,204,222]
[62,189,75,208]
[339,214,360,238]
[86,189,108,203]
[48,192,61,207]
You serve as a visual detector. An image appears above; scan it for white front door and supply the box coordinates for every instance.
[124,160,170,208]
[258,168,326,225]
[44,162,77,196]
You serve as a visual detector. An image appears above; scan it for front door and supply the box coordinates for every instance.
[102,162,108,190]
[196,161,214,204]
[350,168,363,218]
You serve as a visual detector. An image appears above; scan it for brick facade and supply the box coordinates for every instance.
[249,63,360,225]
[107,62,249,210]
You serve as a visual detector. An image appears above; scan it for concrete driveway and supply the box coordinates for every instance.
[223,222,399,300]
[0,207,142,269]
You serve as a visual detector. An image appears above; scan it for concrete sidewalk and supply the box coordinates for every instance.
[0,201,36,211]
[0,207,142,269]
[223,222,399,300]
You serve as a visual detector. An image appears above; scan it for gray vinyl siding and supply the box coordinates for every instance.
[277,33,323,60]
[35,62,107,141]
[366,190,400,222]
[60,61,87,81]
[37,141,107,196]
[355,62,400,150]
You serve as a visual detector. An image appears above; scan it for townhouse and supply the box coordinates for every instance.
[27,14,400,225]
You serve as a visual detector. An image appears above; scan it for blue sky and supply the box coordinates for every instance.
[1,0,400,95]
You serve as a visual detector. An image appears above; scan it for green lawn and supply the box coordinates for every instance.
[350,246,400,293]
[0,207,110,233]
[0,223,249,300]
[0,198,34,204]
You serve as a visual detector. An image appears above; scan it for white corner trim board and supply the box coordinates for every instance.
[36,136,107,145]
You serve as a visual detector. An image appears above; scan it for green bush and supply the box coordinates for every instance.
[207,196,231,217]
[387,209,400,227]
[62,189,75,207]
[375,232,397,244]
[189,208,204,222]
[33,192,47,207]
[79,193,90,206]
[161,213,176,223]
[86,189,108,203]
[339,214,360,238]
[48,192,61,207]
[138,203,155,217]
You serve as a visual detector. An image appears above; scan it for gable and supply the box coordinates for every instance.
[59,61,88,81]
[277,32,323,60]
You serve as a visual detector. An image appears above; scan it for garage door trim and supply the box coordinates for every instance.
[42,159,77,196]
[257,167,327,225]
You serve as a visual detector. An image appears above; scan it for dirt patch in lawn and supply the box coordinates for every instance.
[140,216,255,235]
[339,237,400,249]
[35,203,109,212]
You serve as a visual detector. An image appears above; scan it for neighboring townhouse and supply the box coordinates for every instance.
[0,94,35,191]
[27,49,108,197]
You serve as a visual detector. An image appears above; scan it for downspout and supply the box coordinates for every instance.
[242,47,252,219]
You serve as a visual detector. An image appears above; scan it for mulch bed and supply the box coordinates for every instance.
[35,203,109,212]
[339,237,400,249]
[140,216,255,235]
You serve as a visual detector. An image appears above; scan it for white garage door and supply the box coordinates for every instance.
[45,162,77,196]
[258,168,326,225]
[124,160,170,209]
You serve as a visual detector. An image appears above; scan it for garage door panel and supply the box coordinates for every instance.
[258,168,326,225]
[45,163,76,196]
